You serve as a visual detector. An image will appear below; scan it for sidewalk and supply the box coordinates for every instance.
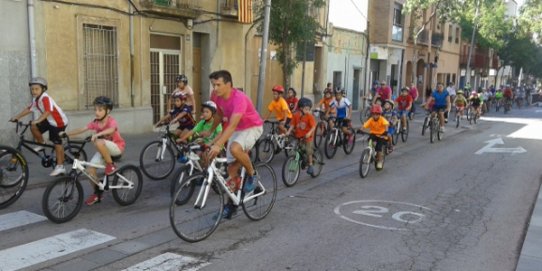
[516,184,542,270]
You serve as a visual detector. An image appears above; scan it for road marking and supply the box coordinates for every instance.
[475,137,527,155]
[123,252,210,271]
[0,228,115,271]
[0,211,46,232]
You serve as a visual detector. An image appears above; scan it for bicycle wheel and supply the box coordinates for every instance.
[401,120,409,142]
[313,121,326,148]
[139,140,175,180]
[170,174,223,243]
[324,131,338,159]
[42,176,83,223]
[343,128,356,154]
[310,148,324,177]
[421,116,429,136]
[256,137,275,164]
[169,166,195,205]
[111,165,143,206]
[359,148,371,178]
[0,147,29,209]
[242,163,277,221]
[392,123,399,145]
[64,144,88,163]
[281,156,300,187]
[466,107,472,121]
[455,114,460,128]
[430,120,436,143]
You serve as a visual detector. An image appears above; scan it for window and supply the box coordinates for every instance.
[455,27,460,43]
[296,41,315,61]
[83,24,118,109]
[448,24,453,42]
[392,3,403,42]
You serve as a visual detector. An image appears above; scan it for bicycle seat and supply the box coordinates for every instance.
[111,155,122,162]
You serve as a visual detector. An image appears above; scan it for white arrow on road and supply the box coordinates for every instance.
[475,137,527,155]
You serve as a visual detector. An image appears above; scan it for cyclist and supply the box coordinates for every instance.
[504,85,514,106]
[206,70,263,219]
[286,97,317,175]
[468,90,483,117]
[408,82,419,119]
[60,96,125,206]
[424,82,450,133]
[395,87,413,132]
[10,77,68,176]
[330,89,354,144]
[285,87,299,112]
[445,82,456,122]
[382,100,396,152]
[359,104,389,170]
[264,85,292,134]
[373,80,392,105]
[494,88,504,110]
[453,90,468,119]
[170,74,196,113]
[318,88,336,126]
[156,92,196,139]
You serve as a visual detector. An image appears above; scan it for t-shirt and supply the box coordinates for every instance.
[28,92,68,128]
[267,97,293,121]
[86,116,125,152]
[454,95,468,106]
[285,97,298,112]
[212,88,264,131]
[395,95,413,111]
[193,120,222,144]
[432,90,449,107]
[446,86,456,96]
[469,96,482,106]
[376,86,392,101]
[504,88,513,98]
[363,116,389,135]
[291,111,316,141]
[318,97,336,113]
[330,97,351,119]
[409,86,418,100]
[172,85,194,106]
[175,104,195,126]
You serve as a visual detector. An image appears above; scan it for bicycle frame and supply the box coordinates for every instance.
[71,159,134,191]
[155,125,182,160]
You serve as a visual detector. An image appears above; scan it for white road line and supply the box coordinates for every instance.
[0,228,115,271]
[0,211,47,232]
[123,252,210,271]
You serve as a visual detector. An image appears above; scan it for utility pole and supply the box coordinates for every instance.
[465,0,480,89]
[256,0,272,112]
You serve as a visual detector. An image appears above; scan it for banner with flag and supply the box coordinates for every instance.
[238,0,253,24]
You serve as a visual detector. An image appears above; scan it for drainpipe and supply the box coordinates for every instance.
[129,3,134,107]
[256,0,271,112]
[28,0,37,77]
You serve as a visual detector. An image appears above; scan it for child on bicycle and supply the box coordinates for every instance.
[395,87,413,132]
[468,91,483,117]
[61,96,125,206]
[264,85,292,134]
[10,77,68,176]
[330,89,354,143]
[359,105,389,170]
[285,87,299,113]
[453,90,468,118]
[382,100,396,152]
[286,97,317,175]
[156,92,196,139]
[318,88,336,127]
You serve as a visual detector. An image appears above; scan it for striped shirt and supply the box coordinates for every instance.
[28,93,68,128]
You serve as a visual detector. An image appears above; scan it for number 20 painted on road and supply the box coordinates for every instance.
[353,205,425,224]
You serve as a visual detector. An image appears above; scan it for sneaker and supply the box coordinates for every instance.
[225,176,241,193]
[376,161,383,169]
[445,118,448,124]
[306,165,314,175]
[50,165,66,176]
[387,146,394,154]
[105,163,117,176]
[33,146,44,153]
[439,126,445,133]
[85,194,102,206]
[177,155,188,163]
[243,174,257,193]
[214,203,237,220]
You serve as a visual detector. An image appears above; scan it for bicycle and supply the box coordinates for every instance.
[359,97,372,124]
[0,146,28,209]
[429,111,443,143]
[42,136,143,223]
[391,112,409,144]
[454,106,465,128]
[312,109,330,148]
[324,119,356,159]
[170,157,277,242]
[255,120,296,163]
[281,140,324,187]
[168,141,208,202]
[421,109,431,136]
[469,106,480,125]
[358,131,388,178]
[139,123,185,180]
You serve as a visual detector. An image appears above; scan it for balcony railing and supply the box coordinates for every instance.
[431,33,443,47]
[140,0,200,19]
[408,29,429,45]
[460,52,490,69]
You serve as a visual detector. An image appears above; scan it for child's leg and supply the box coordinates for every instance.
[94,139,113,165]
[87,166,98,191]
[306,141,313,166]
[54,144,65,165]
[30,123,45,144]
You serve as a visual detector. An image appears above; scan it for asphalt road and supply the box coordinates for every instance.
[1,105,541,271]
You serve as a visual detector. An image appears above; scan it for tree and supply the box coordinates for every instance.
[258,0,324,88]
[519,0,542,43]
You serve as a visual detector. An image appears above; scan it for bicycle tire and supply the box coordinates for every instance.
[421,116,429,136]
[0,146,29,209]
[310,148,324,178]
[392,123,399,145]
[343,128,356,154]
[359,148,371,178]
[313,121,326,148]
[401,120,409,143]
[42,176,83,223]
[456,115,460,128]
[139,140,175,180]
[430,119,436,143]
[242,163,277,221]
[169,166,194,201]
[281,156,300,187]
[256,137,275,164]
[324,131,338,159]
[170,174,223,242]
[112,165,143,206]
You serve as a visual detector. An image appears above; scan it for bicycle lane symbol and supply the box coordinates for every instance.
[334,200,434,231]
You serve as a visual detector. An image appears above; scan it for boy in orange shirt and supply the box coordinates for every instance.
[286,97,317,175]
[317,88,336,126]
[359,104,389,170]
[264,85,292,134]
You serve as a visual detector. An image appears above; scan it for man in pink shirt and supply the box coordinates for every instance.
[373,80,392,104]
[206,70,263,218]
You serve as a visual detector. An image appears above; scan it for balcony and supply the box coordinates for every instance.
[220,0,238,17]
[408,29,429,45]
[139,0,200,19]
[431,33,443,47]
[460,52,490,69]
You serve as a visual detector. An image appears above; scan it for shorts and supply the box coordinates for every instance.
[455,105,465,111]
[299,139,313,157]
[226,126,263,163]
[431,105,447,113]
[37,121,66,145]
[397,110,408,117]
[90,140,122,166]
[369,134,388,152]
[335,118,350,128]
[178,122,195,131]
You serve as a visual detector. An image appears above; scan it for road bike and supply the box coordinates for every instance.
[281,140,324,187]
[255,120,296,163]
[454,106,465,128]
[312,109,330,148]
[469,106,480,125]
[169,141,208,202]
[324,119,356,159]
[170,157,277,242]
[358,132,388,178]
[429,111,443,143]
[0,146,28,209]
[139,123,184,180]
[42,136,143,223]
[504,98,512,113]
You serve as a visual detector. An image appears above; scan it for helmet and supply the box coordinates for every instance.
[297,97,313,109]
[370,104,383,114]
[471,91,477,96]
[175,74,188,83]
[457,90,464,95]
[29,77,48,91]
[272,85,285,93]
[401,87,409,92]
[201,101,217,114]
[93,96,113,111]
